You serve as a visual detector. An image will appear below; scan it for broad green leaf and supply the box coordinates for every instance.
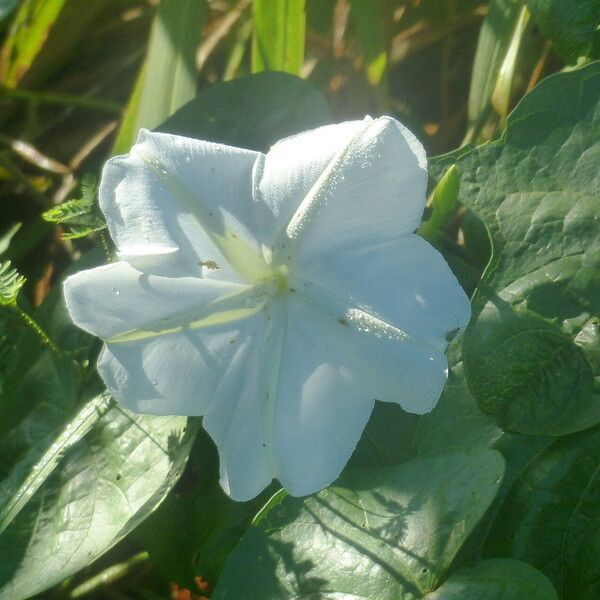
[213,449,505,599]
[466,0,522,137]
[525,0,600,63]
[438,61,600,436]
[484,425,600,599]
[350,0,387,87]
[0,393,194,600]
[251,0,305,75]
[353,361,550,489]
[0,392,112,536]
[427,558,558,599]
[130,0,204,139]
[157,71,331,152]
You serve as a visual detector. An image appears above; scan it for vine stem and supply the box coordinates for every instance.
[13,303,69,360]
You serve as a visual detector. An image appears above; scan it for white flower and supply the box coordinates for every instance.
[63,116,471,501]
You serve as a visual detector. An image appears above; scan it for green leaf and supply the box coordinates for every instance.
[123,0,204,146]
[350,0,387,87]
[157,71,331,152]
[440,61,600,436]
[418,164,460,241]
[0,392,113,536]
[466,0,522,136]
[213,449,505,599]
[0,260,25,306]
[0,0,112,89]
[525,0,600,63]
[427,558,558,599]
[42,174,106,240]
[484,425,600,599]
[251,0,305,75]
[0,392,194,600]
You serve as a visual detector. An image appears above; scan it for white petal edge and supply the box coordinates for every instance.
[63,261,250,341]
[287,116,428,266]
[295,234,472,352]
[271,295,450,497]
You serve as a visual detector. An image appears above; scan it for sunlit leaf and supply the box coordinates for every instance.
[213,449,505,599]
[252,0,305,75]
[0,261,25,306]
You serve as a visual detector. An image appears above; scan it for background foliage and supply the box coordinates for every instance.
[0,0,599,598]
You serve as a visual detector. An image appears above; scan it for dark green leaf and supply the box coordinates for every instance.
[213,449,505,599]
[525,0,600,62]
[427,558,558,599]
[485,425,600,599]
[157,71,331,152]
[444,61,600,436]
[137,430,273,588]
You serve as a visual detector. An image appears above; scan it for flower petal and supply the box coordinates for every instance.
[272,292,451,497]
[256,119,368,246]
[296,234,471,351]
[202,322,273,501]
[97,311,265,421]
[99,129,267,282]
[63,261,252,341]
[258,116,427,262]
[273,299,376,496]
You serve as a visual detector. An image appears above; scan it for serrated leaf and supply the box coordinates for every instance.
[42,175,106,239]
[0,261,25,306]
[213,449,505,599]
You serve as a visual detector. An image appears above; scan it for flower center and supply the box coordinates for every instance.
[259,264,290,298]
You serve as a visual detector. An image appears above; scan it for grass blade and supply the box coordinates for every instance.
[252,0,305,75]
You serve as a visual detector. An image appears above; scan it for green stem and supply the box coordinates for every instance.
[69,551,149,598]
[13,304,67,359]
[0,87,122,114]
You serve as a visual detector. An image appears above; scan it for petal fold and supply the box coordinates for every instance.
[99,129,267,282]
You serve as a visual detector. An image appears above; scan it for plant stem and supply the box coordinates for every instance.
[13,303,66,359]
